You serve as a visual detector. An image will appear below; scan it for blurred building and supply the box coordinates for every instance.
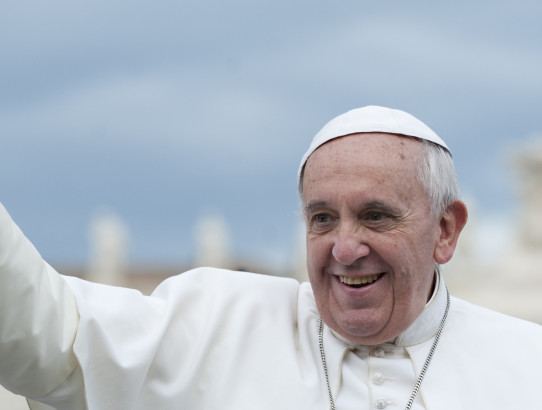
[445,140,542,324]
[193,212,232,269]
[88,209,129,287]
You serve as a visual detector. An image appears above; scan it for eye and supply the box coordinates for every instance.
[313,213,333,224]
[366,212,387,222]
[308,212,336,233]
[361,209,399,232]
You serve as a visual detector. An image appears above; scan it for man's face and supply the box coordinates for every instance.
[302,132,441,345]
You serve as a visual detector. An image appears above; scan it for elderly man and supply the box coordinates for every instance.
[1,106,541,410]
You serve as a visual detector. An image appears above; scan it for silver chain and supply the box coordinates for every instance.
[318,287,450,410]
[318,317,337,410]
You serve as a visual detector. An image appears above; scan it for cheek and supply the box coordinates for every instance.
[393,241,437,300]
[306,238,329,278]
[306,240,321,270]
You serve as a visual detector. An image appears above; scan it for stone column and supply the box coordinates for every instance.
[193,212,231,269]
[88,209,128,286]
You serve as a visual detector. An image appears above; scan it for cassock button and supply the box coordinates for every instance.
[375,398,391,409]
[372,372,388,385]
[373,347,386,357]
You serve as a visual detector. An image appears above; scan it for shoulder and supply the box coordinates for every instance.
[447,296,542,347]
[423,297,542,407]
[153,268,304,315]
[154,267,301,296]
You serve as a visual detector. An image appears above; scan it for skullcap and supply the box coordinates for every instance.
[298,106,450,186]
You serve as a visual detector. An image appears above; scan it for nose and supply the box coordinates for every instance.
[331,227,370,266]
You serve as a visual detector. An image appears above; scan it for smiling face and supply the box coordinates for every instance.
[302,132,443,345]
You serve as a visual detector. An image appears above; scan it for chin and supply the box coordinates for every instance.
[330,312,392,345]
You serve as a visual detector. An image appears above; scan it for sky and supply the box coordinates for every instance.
[1,0,541,272]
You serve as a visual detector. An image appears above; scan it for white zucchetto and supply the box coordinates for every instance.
[298,106,450,186]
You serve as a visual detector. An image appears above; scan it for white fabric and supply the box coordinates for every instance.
[2,203,542,409]
[0,204,80,403]
[61,269,542,409]
[298,106,450,184]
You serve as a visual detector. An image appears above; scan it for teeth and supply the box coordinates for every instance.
[340,274,381,286]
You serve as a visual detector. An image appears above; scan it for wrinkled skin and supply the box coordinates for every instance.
[302,133,467,345]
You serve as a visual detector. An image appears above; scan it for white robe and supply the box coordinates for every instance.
[1,203,542,409]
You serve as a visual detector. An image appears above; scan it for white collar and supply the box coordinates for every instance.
[394,269,447,347]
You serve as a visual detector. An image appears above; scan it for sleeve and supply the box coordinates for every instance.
[0,203,85,408]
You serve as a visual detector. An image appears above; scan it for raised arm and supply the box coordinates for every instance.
[0,203,81,405]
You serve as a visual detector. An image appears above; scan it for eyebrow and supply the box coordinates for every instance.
[363,200,402,215]
[304,199,402,216]
[303,200,329,216]
[365,200,390,210]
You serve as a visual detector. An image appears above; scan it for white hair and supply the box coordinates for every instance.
[417,139,461,216]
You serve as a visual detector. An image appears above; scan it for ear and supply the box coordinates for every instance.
[433,200,468,264]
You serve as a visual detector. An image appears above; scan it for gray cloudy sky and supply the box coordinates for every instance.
[1,1,541,270]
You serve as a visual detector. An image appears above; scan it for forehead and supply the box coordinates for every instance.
[305,132,422,175]
[302,133,426,202]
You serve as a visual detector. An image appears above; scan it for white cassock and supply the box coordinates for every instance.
[1,203,542,410]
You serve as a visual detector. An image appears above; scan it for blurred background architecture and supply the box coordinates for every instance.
[445,140,542,324]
